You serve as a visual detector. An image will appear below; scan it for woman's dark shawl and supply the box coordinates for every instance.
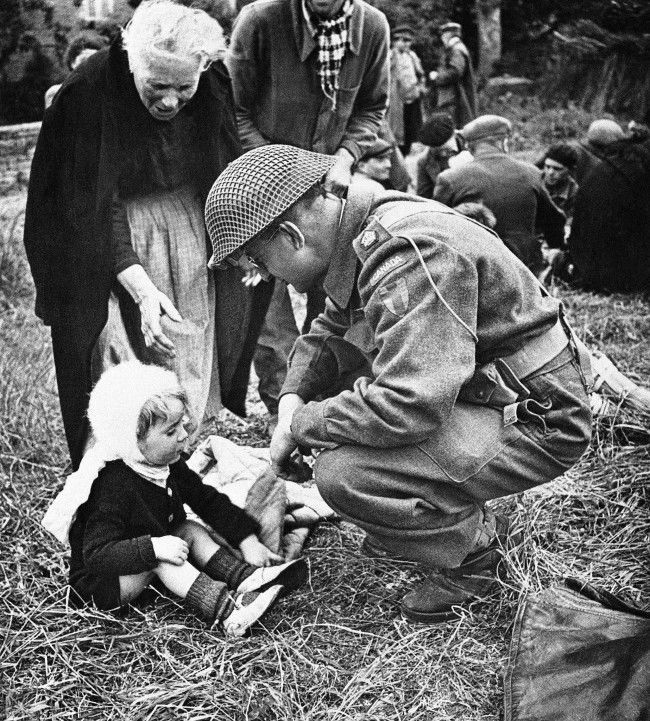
[24,41,250,468]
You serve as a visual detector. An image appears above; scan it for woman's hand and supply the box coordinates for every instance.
[152,535,189,565]
[239,535,283,567]
[138,287,183,357]
[117,264,182,358]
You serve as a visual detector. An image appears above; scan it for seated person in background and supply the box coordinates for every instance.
[434,115,565,276]
[535,119,625,185]
[377,122,413,192]
[568,134,650,293]
[542,143,579,225]
[416,112,472,198]
[352,138,394,194]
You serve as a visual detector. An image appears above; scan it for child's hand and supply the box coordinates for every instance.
[239,535,283,567]
[152,535,189,565]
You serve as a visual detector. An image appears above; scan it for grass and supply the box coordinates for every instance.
[1,177,649,720]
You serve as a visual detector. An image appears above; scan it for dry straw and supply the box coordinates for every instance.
[1,196,648,719]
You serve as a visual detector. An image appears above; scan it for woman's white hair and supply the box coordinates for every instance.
[123,0,225,74]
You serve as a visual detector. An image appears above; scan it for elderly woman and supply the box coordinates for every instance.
[24,0,250,468]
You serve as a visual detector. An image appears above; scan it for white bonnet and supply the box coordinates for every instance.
[87,360,182,461]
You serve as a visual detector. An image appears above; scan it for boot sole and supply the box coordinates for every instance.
[401,605,460,623]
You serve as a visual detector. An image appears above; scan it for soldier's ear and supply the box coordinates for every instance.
[279,221,306,250]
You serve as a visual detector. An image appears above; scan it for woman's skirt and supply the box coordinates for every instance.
[92,186,220,426]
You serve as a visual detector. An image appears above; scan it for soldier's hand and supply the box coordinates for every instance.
[271,394,305,480]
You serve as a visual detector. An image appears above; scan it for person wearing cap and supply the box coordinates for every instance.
[415,111,472,198]
[203,143,593,623]
[434,115,566,276]
[352,137,394,193]
[428,21,477,128]
[541,143,579,224]
[535,119,626,185]
[225,0,390,433]
[387,23,425,157]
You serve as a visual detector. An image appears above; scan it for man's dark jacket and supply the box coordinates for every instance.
[568,138,650,292]
[24,41,249,469]
[433,150,565,274]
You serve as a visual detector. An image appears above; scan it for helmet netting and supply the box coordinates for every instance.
[205,145,337,266]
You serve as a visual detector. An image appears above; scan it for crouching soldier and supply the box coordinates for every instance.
[204,145,593,623]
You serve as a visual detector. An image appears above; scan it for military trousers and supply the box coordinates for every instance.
[314,347,592,568]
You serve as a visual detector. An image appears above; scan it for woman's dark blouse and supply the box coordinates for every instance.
[111,109,202,275]
[69,458,259,585]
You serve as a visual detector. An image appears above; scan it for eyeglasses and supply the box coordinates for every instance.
[218,187,346,272]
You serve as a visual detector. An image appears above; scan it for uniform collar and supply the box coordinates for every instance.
[293,0,364,61]
[322,183,375,308]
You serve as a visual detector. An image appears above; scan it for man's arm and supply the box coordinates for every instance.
[433,44,467,88]
[336,15,390,162]
[225,5,269,151]
[281,297,363,401]
[291,235,478,449]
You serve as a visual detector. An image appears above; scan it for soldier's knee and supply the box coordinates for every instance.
[314,446,358,506]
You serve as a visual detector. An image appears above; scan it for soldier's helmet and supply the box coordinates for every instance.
[205,144,337,268]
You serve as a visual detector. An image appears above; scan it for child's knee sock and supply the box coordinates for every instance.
[203,548,254,589]
[184,572,234,625]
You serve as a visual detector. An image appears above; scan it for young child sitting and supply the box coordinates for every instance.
[43,361,308,636]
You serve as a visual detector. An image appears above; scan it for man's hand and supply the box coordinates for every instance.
[270,394,305,480]
[323,148,355,196]
[152,535,189,565]
[239,535,283,567]
[117,264,182,358]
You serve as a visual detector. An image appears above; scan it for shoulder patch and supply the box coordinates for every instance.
[360,229,378,248]
[369,254,407,286]
[354,216,394,259]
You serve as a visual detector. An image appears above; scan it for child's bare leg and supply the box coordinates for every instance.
[153,560,201,598]
[119,571,155,605]
[175,519,222,568]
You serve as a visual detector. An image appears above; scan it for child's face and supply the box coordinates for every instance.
[137,397,188,465]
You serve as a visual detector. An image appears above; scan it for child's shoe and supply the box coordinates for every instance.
[222,584,283,637]
[236,558,308,596]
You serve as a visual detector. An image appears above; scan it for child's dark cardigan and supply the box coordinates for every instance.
[69,456,259,609]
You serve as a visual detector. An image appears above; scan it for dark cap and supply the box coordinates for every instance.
[439,21,461,35]
[460,115,512,142]
[392,24,415,39]
[361,138,393,159]
[419,113,455,147]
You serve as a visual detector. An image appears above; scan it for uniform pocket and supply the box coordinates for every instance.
[417,400,522,484]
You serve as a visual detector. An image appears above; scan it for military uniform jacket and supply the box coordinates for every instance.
[282,188,559,451]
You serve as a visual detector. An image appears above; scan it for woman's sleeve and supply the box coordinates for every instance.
[111,195,141,276]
